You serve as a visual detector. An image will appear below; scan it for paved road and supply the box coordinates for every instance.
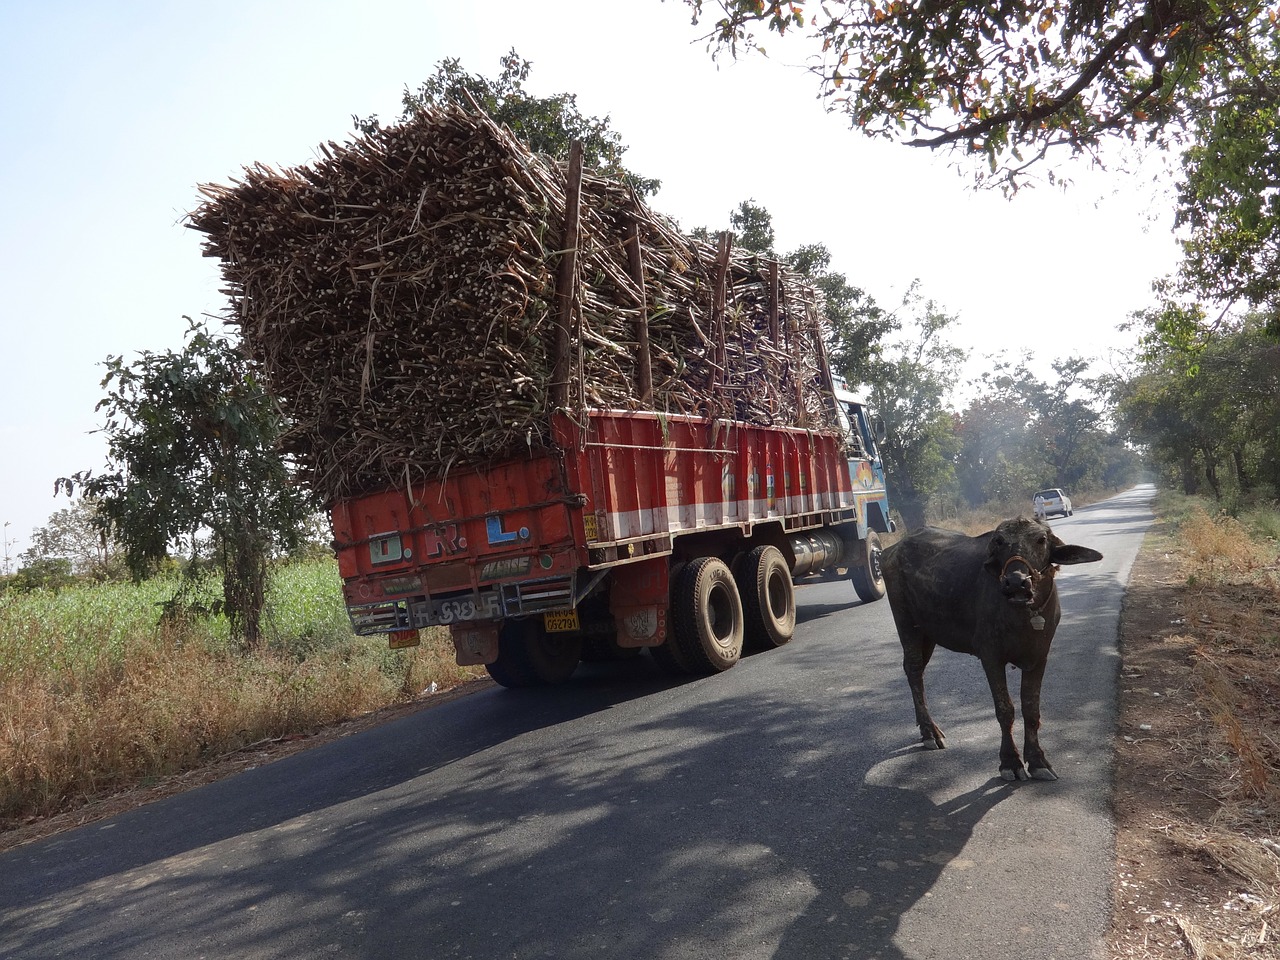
[0,486,1154,960]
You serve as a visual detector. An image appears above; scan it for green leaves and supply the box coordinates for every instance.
[685,0,1277,192]
[863,285,967,527]
[729,199,777,254]
[390,49,660,197]
[1114,307,1280,498]
[58,318,317,646]
[1174,38,1280,314]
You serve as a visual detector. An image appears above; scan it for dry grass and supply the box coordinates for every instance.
[1182,507,1272,579]
[0,563,484,828]
[1178,504,1280,814]
[1110,492,1280,960]
[1164,824,1280,892]
[919,488,1117,539]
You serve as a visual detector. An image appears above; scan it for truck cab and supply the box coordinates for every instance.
[833,380,891,531]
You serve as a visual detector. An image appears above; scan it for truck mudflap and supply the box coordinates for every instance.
[608,556,670,648]
[450,621,501,666]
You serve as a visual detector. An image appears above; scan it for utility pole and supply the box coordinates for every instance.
[2,521,12,576]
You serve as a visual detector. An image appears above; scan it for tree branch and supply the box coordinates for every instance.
[905,20,1146,150]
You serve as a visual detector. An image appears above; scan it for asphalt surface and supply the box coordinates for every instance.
[0,486,1154,960]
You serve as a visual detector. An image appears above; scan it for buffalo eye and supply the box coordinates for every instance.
[992,535,1005,548]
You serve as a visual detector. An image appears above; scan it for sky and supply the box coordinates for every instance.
[0,0,1182,565]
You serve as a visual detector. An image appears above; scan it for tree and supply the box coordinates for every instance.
[358,49,660,197]
[684,0,1278,191]
[958,355,1127,506]
[691,198,776,251]
[684,1,1280,353]
[865,285,966,528]
[786,242,889,387]
[1114,302,1280,499]
[1173,36,1280,323]
[4,558,75,594]
[1027,357,1106,490]
[20,498,122,580]
[729,199,777,254]
[57,319,316,646]
[955,359,1049,506]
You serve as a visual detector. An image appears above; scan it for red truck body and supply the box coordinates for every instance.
[333,401,891,682]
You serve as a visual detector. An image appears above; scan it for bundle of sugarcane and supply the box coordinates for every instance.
[189,104,837,502]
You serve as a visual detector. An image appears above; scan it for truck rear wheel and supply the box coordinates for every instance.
[737,545,795,651]
[486,619,582,688]
[671,556,744,673]
[528,628,582,683]
[850,530,887,603]
[486,620,541,689]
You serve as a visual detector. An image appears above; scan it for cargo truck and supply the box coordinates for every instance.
[333,381,892,687]
[193,121,892,687]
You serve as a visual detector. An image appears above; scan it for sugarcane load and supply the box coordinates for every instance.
[189,102,894,686]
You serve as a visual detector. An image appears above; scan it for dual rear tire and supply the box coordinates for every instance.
[655,547,798,676]
[654,557,745,676]
[737,545,796,651]
[485,618,582,689]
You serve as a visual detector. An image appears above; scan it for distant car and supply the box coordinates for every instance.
[1033,488,1073,519]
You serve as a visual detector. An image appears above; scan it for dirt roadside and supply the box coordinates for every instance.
[1109,517,1279,959]
[4,523,1277,959]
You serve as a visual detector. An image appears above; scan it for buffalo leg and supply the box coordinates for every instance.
[901,636,945,749]
[981,658,1027,780]
[1019,663,1057,780]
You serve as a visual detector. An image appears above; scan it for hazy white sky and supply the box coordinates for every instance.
[0,0,1180,562]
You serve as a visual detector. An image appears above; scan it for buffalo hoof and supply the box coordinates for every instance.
[1030,767,1058,781]
[1000,765,1029,782]
[919,730,945,750]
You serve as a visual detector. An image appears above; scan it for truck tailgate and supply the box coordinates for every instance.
[332,452,584,614]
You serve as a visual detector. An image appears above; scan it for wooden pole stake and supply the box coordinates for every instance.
[552,141,584,411]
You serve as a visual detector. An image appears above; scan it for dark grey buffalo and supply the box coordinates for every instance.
[882,517,1103,781]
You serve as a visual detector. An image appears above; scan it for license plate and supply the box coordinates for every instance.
[543,609,581,633]
[388,629,421,649]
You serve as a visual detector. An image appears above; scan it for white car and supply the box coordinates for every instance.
[1033,488,1073,519]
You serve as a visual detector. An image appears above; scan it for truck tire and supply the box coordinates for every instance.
[649,561,693,676]
[850,530,887,603]
[737,544,795,651]
[671,556,744,673]
[486,619,542,689]
[527,628,581,683]
[486,619,582,688]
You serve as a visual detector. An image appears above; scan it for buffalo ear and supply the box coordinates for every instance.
[983,534,1004,573]
[1051,544,1103,565]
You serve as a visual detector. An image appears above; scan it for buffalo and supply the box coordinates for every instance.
[882,517,1103,781]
